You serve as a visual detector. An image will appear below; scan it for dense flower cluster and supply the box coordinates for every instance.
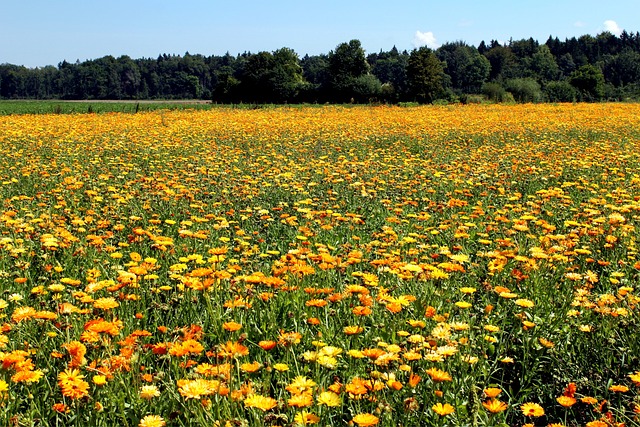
[0,104,639,426]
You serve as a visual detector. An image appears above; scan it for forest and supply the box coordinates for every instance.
[1,31,639,103]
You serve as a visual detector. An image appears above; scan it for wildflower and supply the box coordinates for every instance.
[480,388,500,400]
[608,384,628,393]
[258,340,276,351]
[343,325,364,335]
[278,330,302,346]
[521,402,544,417]
[294,411,320,425]
[352,413,379,426]
[628,371,640,386]
[425,368,452,382]
[140,385,161,399]
[316,391,341,407]
[432,402,455,416]
[515,299,534,308]
[139,415,166,427]
[286,376,317,395]
[482,399,508,413]
[222,321,242,332]
[58,369,90,399]
[12,369,44,384]
[273,363,289,372]
[52,403,69,413]
[93,375,107,386]
[93,297,120,310]
[244,394,278,411]
[556,395,576,407]
[288,393,313,408]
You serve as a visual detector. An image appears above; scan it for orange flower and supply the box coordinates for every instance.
[218,341,249,358]
[425,367,452,382]
[482,399,507,413]
[222,321,242,332]
[258,340,277,351]
[408,373,421,388]
[483,387,502,398]
[556,395,577,407]
[287,393,314,408]
[58,369,90,399]
[521,402,544,417]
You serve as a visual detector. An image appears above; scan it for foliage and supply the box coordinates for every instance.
[1,30,640,103]
[504,78,542,103]
[406,48,445,103]
[544,81,577,103]
[569,65,605,101]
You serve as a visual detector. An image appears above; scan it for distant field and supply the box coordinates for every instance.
[1,104,639,427]
[0,100,213,115]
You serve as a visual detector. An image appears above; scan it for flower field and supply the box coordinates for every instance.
[1,104,640,427]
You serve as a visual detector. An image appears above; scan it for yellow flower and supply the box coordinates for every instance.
[521,402,544,417]
[352,413,379,426]
[244,394,278,411]
[316,391,341,407]
[432,402,455,416]
[515,299,534,308]
[294,411,320,425]
[92,375,107,386]
[139,415,166,427]
[273,363,289,372]
[139,385,161,399]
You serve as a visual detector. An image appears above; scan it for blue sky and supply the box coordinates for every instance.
[1,0,637,68]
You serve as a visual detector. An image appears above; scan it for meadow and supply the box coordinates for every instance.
[0,104,639,427]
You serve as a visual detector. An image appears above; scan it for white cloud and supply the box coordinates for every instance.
[574,21,586,28]
[603,20,622,36]
[413,31,439,49]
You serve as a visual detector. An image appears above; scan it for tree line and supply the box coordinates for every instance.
[1,30,640,103]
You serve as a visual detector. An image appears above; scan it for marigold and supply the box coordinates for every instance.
[140,385,161,399]
[425,367,452,382]
[294,411,320,425]
[316,391,341,407]
[556,395,576,407]
[244,394,278,411]
[483,387,502,398]
[287,393,314,408]
[352,413,379,426]
[432,402,455,416]
[482,398,507,413]
[521,402,544,417]
[139,415,166,427]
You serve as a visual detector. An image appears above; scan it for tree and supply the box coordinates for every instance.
[328,40,375,102]
[569,64,605,101]
[406,47,445,103]
[529,45,560,83]
[544,81,577,102]
[269,48,305,102]
[484,46,519,81]
[438,43,490,93]
[369,46,409,102]
[505,78,541,103]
